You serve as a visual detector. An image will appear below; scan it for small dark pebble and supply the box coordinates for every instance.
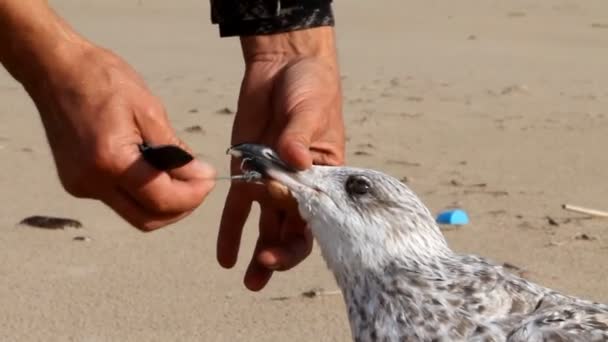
[354,150,371,156]
[216,107,234,115]
[188,108,199,113]
[400,176,410,183]
[19,216,82,230]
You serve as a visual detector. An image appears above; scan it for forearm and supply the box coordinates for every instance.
[0,0,90,87]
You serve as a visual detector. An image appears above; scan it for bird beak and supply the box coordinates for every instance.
[227,143,297,178]
[226,143,310,192]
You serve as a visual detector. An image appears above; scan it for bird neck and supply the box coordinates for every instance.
[334,257,470,341]
[311,213,452,281]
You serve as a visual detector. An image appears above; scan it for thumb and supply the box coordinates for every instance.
[276,110,318,170]
[137,107,216,181]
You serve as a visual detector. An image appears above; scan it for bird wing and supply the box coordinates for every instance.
[505,303,608,341]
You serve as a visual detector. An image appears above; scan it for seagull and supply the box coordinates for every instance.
[228,143,608,342]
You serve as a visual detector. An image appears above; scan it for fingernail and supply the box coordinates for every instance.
[191,159,216,176]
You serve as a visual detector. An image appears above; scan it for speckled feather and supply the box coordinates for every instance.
[264,164,608,342]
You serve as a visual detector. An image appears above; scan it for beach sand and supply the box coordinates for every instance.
[1,0,607,340]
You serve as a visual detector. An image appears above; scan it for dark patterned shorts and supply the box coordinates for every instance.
[210,0,335,37]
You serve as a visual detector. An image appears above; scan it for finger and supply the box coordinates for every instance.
[216,185,254,268]
[243,238,274,291]
[310,143,346,166]
[257,215,313,271]
[266,180,298,211]
[119,153,215,215]
[101,188,192,231]
[126,109,217,214]
[276,133,313,170]
[243,206,282,291]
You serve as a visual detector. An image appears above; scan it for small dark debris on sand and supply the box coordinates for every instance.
[450,180,488,188]
[502,262,521,271]
[575,233,596,241]
[356,143,375,149]
[269,288,341,301]
[73,236,92,242]
[188,108,199,113]
[546,216,560,226]
[184,125,205,134]
[502,262,529,278]
[450,179,463,187]
[464,189,509,197]
[354,150,371,156]
[386,159,421,167]
[216,107,234,115]
[301,288,341,299]
[18,216,82,230]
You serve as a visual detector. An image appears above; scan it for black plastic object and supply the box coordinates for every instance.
[139,143,194,171]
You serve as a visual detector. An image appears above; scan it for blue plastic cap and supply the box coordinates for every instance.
[436,209,469,225]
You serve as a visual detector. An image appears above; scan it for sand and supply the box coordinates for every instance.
[1,0,607,341]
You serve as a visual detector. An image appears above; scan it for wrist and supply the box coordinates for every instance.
[240,26,338,66]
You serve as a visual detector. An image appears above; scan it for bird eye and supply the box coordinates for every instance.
[345,175,372,196]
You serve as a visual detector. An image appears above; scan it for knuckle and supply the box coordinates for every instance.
[139,100,167,121]
[80,141,119,177]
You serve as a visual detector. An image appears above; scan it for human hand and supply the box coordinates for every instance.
[21,44,216,231]
[0,1,216,231]
[216,27,345,291]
